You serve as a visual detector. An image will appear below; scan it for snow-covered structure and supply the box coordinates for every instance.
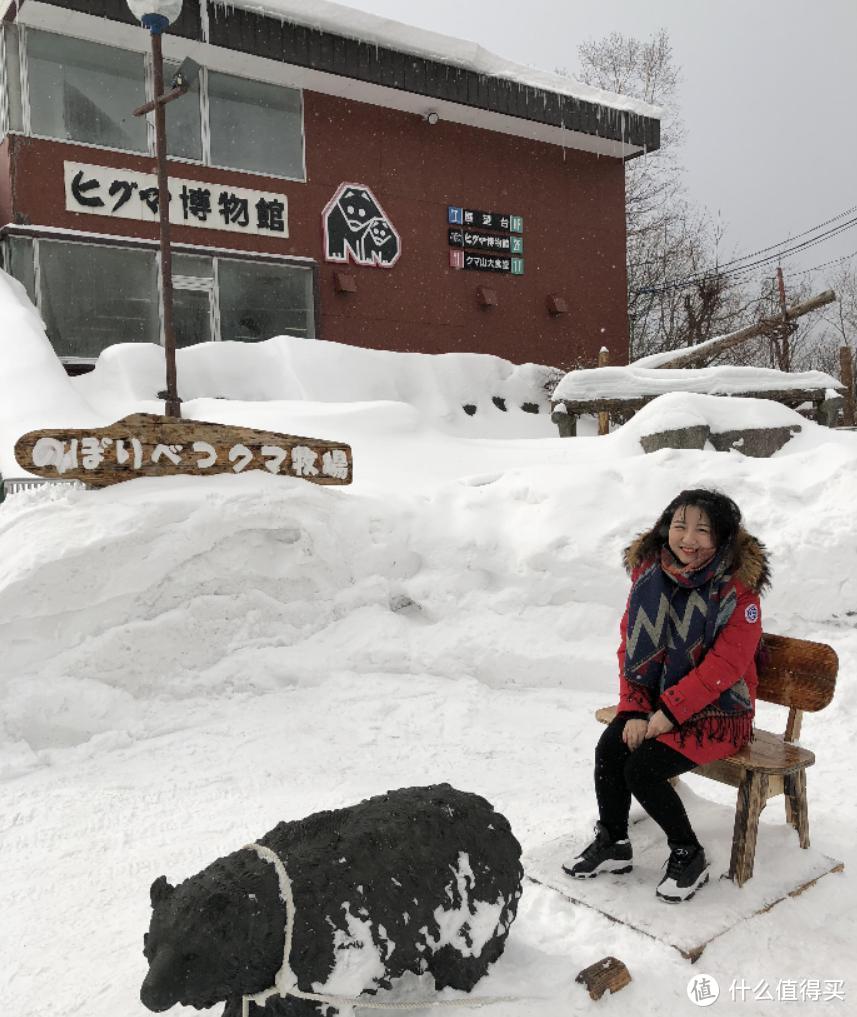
[0,0,659,374]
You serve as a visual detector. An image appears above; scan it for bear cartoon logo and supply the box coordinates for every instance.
[322,182,401,268]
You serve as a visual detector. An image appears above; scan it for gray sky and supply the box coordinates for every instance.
[330,0,857,291]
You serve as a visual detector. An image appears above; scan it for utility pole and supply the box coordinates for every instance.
[774,266,791,372]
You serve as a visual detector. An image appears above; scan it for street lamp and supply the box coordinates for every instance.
[127,0,187,418]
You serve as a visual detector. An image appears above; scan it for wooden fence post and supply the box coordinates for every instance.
[840,346,855,426]
[597,347,610,435]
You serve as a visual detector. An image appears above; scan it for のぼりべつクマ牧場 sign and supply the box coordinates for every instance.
[15,415,352,488]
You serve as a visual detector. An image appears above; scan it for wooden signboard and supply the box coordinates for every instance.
[14,414,353,488]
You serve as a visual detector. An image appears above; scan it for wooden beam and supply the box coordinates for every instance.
[652,290,837,369]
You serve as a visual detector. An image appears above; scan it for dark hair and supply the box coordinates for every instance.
[635,488,743,563]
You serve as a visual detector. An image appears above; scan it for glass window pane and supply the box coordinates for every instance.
[174,288,211,347]
[5,236,36,306]
[173,253,212,278]
[39,242,159,358]
[27,30,147,151]
[2,25,23,133]
[208,71,303,179]
[165,59,202,162]
[219,260,314,341]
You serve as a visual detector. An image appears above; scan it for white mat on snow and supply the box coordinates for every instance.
[524,782,843,960]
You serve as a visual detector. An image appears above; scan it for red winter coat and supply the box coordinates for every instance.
[615,528,771,765]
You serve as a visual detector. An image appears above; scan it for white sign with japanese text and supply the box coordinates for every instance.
[63,161,289,238]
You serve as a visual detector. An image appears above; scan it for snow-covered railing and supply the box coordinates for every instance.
[1,477,86,496]
[549,365,845,437]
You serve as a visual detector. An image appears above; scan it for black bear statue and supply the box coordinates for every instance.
[140,783,523,1016]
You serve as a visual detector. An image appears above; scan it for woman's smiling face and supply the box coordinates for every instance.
[668,505,716,567]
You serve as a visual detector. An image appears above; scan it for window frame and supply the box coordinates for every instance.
[3,235,316,366]
[6,23,306,182]
[0,25,8,138]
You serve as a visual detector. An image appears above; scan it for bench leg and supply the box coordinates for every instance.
[783,770,810,849]
[729,771,768,887]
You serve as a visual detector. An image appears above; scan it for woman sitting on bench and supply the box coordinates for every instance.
[565,488,771,901]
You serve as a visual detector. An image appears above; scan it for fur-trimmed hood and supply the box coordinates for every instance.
[623,526,772,594]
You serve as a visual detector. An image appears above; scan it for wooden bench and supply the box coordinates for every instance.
[595,633,838,886]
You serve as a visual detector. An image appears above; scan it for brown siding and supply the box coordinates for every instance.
[305,93,629,369]
[0,136,11,227]
[4,88,629,369]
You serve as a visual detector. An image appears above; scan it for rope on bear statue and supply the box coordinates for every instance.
[242,842,538,1016]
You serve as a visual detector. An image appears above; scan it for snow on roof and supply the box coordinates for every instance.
[552,364,844,403]
[210,0,661,120]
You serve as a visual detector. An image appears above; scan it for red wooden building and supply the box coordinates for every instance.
[0,0,659,373]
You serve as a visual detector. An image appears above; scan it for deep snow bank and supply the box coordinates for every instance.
[71,337,562,438]
[2,423,856,779]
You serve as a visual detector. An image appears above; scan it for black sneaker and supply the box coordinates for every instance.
[562,822,633,879]
[656,844,709,902]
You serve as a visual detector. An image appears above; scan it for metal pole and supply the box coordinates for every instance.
[150,29,181,417]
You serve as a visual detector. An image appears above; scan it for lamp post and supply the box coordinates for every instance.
[127,0,186,418]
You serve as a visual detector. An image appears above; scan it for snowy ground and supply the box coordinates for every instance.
[2,271,856,1016]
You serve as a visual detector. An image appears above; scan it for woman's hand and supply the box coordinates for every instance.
[622,718,649,751]
[645,710,675,739]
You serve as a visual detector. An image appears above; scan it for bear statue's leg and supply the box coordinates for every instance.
[244,993,335,1017]
[427,936,506,994]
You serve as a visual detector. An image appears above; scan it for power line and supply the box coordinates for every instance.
[632,214,857,295]
[788,249,857,278]
[628,202,857,276]
[705,203,857,274]
[716,218,857,281]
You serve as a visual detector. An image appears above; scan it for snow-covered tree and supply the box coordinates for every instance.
[566,30,751,361]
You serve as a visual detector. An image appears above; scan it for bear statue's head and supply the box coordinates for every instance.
[140,853,286,1013]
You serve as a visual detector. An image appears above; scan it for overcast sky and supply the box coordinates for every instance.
[330,0,856,292]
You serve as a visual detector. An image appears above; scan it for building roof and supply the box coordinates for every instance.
[5,0,661,158]
[214,0,661,120]
[208,0,660,158]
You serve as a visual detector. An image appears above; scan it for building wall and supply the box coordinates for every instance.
[0,137,11,229]
[306,93,628,369]
[4,89,629,370]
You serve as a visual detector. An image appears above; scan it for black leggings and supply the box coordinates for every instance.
[595,715,700,847]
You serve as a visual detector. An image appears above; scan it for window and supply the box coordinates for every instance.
[3,237,36,307]
[219,259,314,341]
[172,254,215,348]
[1,25,23,135]
[38,241,159,358]
[4,26,305,179]
[26,30,147,151]
[208,71,303,178]
[4,239,316,361]
[165,59,202,163]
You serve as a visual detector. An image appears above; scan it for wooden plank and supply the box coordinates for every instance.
[594,706,815,777]
[784,770,810,848]
[757,635,837,712]
[14,414,353,488]
[730,771,768,885]
[554,387,835,417]
[784,707,803,742]
[575,957,631,999]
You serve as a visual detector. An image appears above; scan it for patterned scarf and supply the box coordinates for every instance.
[623,544,753,747]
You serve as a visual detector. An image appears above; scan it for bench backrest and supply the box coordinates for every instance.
[756,633,837,712]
